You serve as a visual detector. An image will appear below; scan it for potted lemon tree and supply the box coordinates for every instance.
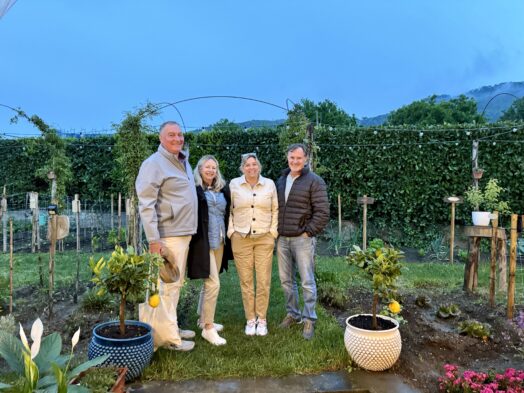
[88,246,161,381]
[345,239,404,371]
[464,178,510,226]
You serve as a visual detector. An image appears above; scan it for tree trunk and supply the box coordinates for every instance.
[119,293,126,336]
[372,293,379,330]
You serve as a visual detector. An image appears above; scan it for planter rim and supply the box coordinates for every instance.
[92,320,152,343]
[345,313,399,333]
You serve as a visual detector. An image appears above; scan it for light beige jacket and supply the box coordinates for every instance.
[227,175,278,239]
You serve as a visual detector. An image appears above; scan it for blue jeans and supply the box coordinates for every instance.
[277,235,317,322]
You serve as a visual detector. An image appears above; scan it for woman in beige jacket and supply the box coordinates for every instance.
[228,153,278,336]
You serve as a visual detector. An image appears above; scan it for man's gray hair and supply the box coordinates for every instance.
[159,121,182,134]
[287,143,308,156]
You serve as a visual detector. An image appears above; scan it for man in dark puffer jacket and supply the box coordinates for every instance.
[276,143,329,340]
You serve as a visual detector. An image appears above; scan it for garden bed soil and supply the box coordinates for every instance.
[328,287,524,393]
[3,279,524,393]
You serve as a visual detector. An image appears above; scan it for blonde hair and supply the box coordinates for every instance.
[239,152,263,174]
[194,155,226,192]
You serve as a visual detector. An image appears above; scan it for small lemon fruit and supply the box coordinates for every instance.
[149,294,160,308]
[388,300,401,314]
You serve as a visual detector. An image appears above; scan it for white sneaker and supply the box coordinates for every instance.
[168,340,195,351]
[179,329,196,339]
[245,319,256,336]
[256,319,268,336]
[202,327,227,346]
[198,322,224,332]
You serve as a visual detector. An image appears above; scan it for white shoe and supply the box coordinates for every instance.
[198,322,224,332]
[167,340,195,351]
[202,327,227,346]
[245,319,256,336]
[179,329,196,339]
[256,319,268,336]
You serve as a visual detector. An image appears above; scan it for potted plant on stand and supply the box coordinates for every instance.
[88,246,161,381]
[464,178,510,226]
[345,239,404,371]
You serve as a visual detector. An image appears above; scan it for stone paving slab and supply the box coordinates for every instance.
[128,370,422,393]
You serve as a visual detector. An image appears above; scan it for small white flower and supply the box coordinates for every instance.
[30,318,43,359]
[72,328,81,350]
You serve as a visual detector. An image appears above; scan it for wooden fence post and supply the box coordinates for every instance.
[489,212,499,308]
[507,214,518,319]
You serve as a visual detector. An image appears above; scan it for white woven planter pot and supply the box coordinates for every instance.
[472,211,491,226]
[344,314,401,371]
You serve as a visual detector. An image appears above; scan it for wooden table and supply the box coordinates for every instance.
[463,225,507,293]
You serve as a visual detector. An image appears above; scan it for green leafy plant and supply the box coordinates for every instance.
[0,315,16,335]
[90,246,161,336]
[316,271,348,309]
[464,178,510,213]
[427,234,448,262]
[437,303,461,319]
[0,318,108,392]
[107,228,126,247]
[457,249,469,263]
[346,238,404,329]
[458,319,491,341]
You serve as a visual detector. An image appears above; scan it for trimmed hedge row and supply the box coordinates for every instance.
[1,123,523,246]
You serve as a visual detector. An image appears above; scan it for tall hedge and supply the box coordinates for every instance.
[1,122,523,246]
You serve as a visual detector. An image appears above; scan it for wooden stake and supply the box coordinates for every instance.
[489,212,498,308]
[444,196,462,264]
[118,192,122,236]
[508,214,518,319]
[111,193,114,230]
[9,218,13,314]
[2,185,7,253]
[49,213,58,318]
[338,194,342,239]
[74,194,81,304]
[357,195,375,251]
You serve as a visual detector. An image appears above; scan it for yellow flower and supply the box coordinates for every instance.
[388,300,401,314]
[149,294,160,308]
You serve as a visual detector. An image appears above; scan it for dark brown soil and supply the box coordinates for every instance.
[347,314,397,330]
[96,324,149,340]
[328,285,524,393]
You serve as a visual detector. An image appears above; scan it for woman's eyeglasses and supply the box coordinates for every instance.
[241,152,257,159]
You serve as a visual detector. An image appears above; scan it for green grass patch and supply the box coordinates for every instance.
[0,251,106,296]
[142,259,349,381]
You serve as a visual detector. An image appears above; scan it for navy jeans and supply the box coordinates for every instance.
[277,235,317,322]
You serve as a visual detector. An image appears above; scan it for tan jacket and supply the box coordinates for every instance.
[227,175,278,239]
[135,145,198,241]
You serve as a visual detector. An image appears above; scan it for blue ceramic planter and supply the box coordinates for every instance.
[88,320,153,381]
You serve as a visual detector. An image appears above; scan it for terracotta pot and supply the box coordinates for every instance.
[344,314,401,371]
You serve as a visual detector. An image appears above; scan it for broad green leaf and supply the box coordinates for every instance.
[0,332,25,374]
[68,354,109,378]
[34,333,63,374]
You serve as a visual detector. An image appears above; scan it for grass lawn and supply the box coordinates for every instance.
[144,258,349,381]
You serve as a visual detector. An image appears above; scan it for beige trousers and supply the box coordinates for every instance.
[159,235,191,343]
[231,232,275,320]
[197,244,224,325]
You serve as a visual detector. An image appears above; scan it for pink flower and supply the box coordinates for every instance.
[480,388,494,393]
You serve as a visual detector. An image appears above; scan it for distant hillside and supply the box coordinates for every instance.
[358,81,524,126]
[237,119,285,129]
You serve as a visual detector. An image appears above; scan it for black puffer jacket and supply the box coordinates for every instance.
[276,167,329,237]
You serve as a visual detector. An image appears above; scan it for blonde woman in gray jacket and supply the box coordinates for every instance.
[136,121,198,352]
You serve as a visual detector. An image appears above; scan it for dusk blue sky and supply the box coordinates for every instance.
[1,1,523,136]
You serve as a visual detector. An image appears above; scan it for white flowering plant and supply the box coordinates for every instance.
[0,318,108,392]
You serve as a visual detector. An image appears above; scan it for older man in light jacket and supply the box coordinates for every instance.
[136,121,198,351]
